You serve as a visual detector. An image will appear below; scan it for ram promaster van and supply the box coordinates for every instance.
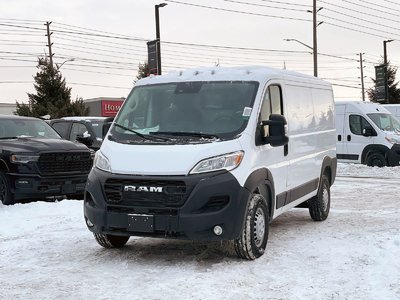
[336,101,400,167]
[84,66,337,260]
[381,104,400,119]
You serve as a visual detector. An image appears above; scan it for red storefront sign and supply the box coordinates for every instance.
[101,100,124,117]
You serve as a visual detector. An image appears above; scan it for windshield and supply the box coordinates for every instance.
[0,118,61,139]
[367,113,400,132]
[111,81,258,143]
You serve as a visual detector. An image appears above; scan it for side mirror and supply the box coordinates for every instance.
[76,134,93,146]
[362,128,375,137]
[102,122,112,138]
[261,114,289,147]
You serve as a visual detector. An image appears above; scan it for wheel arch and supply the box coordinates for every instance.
[0,159,9,172]
[361,145,390,164]
[320,156,337,186]
[243,168,275,220]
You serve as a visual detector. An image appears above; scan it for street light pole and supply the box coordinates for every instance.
[155,3,167,75]
[55,58,75,71]
[383,39,393,65]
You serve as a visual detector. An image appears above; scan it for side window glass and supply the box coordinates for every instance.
[70,123,88,141]
[51,122,69,138]
[361,116,373,130]
[270,85,283,115]
[349,115,362,135]
[349,115,372,135]
[260,90,271,121]
[259,85,283,139]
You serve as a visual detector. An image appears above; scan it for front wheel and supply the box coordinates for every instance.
[0,172,14,205]
[234,194,269,260]
[94,233,130,248]
[308,174,330,221]
[366,152,386,167]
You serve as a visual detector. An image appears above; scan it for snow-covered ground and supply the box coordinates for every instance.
[1,163,399,300]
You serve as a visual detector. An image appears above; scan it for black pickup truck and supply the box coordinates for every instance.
[0,115,93,205]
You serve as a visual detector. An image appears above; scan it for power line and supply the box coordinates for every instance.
[164,0,312,22]
[220,0,306,13]
[260,0,311,8]
[318,0,400,25]
[342,0,400,17]
[385,0,400,7]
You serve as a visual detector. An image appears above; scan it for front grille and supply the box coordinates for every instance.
[104,179,187,208]
[38,152,92,175]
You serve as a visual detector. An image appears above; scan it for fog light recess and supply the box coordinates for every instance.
[213,225,223,236]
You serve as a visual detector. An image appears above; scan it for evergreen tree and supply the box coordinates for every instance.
[367,61,400,104]
[136,62,149,81]
[15,57,89,118]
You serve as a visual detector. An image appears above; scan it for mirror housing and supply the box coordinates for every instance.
[102,122,113,139]
[261,114,289,147]
[362,128,375,137]
[76,134,93,146]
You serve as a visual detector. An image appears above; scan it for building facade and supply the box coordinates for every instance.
[84,97,125,117]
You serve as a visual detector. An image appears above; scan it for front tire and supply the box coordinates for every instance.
[94,233,130,248]
[234,194,269,260]
[308,174,330,221]
[366,152,386,167]
[0,172,14,205]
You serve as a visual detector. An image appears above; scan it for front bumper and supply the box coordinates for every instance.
[8,172,87,200]
[84,168,250,241]
[388,144,400,166]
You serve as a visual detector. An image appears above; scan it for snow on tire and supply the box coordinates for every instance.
[234,194,269,260]
[308,174,330,221]
[94,233,130,248]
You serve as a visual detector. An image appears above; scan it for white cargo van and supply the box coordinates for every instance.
[381,104,400,119]
[336,101,400,167]
[84,66,337,260]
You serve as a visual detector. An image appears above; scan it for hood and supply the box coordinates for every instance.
[0,137,90,153]
[101,139,243,176]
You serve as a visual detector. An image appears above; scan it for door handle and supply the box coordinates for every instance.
[338,135,342,141]
[347,135,351,141]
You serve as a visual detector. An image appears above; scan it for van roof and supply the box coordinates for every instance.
[136,66,331,88]
[335,101,390,114]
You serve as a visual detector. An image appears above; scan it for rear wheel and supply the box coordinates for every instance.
[308,174,330,221]
[366,152,386,167]
[234,194,269,260]
[0,172,14,205]
[94,233,130,248]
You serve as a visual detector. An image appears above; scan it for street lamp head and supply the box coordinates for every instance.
[157,3,168,8]
[385,39,394,43]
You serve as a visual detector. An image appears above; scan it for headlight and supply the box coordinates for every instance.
[385,136,400,144]
[190,151,244,174]
[94,151,111,172]
[11,153,39,164]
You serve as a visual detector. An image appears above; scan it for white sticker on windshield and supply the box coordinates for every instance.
[242,107,252,117]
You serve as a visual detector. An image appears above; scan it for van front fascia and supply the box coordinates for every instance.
[84,167,251,240]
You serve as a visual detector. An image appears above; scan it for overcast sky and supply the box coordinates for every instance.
[1,0,399,104]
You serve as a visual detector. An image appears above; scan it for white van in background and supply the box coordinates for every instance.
[336,101,400,167]
[381,104,400,119]
[84,66,337,260]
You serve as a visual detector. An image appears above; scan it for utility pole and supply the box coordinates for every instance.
[313,0,318,77]
[383,40,393,103]
[359,53,365,101]
[45,21,54,68]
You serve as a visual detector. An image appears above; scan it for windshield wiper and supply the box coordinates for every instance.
[0,136,18,140]
[150,131,220,140]
[113,123,170,142]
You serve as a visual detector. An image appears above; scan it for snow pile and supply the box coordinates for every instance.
[0,164,399,299]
